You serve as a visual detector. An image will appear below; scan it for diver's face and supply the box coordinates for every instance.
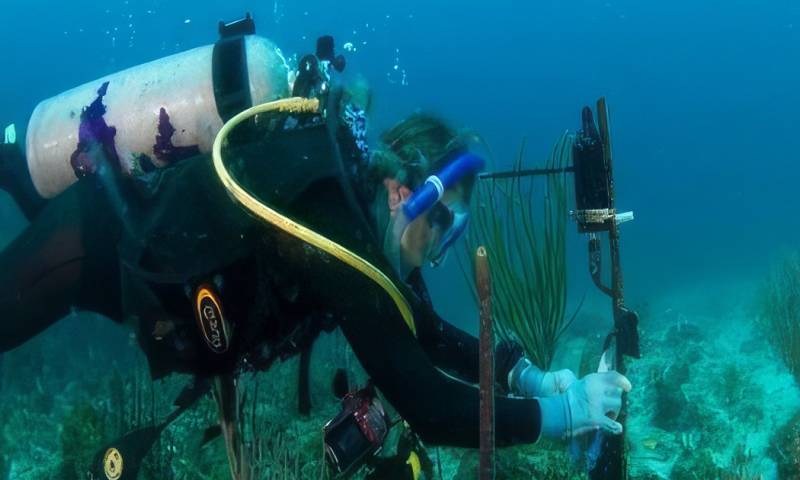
[399,188,466,270]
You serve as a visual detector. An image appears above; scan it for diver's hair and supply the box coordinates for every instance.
[371,113,470,190]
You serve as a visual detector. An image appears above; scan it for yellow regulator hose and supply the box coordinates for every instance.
[211,97,416,335]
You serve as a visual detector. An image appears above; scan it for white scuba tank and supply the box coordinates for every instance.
[25,35,290,198]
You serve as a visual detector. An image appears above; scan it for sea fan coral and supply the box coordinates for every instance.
[757,251,800,382]
[461,133,575,370]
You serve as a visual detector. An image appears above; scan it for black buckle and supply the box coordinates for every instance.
[213,15,254,123]
[218,12,256,38]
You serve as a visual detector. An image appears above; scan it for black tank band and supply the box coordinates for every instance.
[212,35,253,122]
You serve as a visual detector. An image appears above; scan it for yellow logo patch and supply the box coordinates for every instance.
[194,285,231,354]
[103,447,123,480]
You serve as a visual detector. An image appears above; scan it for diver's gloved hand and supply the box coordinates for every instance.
[537,372,632,440]
[509,358,577,397]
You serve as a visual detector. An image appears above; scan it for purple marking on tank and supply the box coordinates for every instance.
[153,107,200,164]
[69,81,120,178]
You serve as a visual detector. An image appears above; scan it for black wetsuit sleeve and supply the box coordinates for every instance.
[314,266,541,447]
[407,269,525,393]
[0,143,46,220]
[254,126,540,447]
[0,180,122,352]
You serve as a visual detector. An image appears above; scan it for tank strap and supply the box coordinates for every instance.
[212,35,253,122]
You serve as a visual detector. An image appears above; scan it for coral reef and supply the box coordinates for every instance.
[757,251,800,382]
[625,298,798,479]
[60,401,106,479]
[770,411,800,480]
[2,284,800,479]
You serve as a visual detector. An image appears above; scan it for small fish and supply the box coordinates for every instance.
[643,438,658,450]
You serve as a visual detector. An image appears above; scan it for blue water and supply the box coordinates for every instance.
[1,1,799,478]
[4,0,798,315]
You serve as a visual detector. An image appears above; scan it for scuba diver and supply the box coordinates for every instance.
[0,14,630,478]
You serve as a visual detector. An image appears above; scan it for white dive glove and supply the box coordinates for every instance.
[509,357,577,397]
[536,371,632,439]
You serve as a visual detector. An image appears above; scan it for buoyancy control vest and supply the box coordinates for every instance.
[118,85,379,379]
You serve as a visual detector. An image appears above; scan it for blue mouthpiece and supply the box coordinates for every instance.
[402,153,484,221]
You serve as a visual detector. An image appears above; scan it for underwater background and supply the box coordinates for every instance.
[1,0,800,479]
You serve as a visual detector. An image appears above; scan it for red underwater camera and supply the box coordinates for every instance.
[323,384,390,476]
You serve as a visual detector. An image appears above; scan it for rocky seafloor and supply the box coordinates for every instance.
[0,286,798,480]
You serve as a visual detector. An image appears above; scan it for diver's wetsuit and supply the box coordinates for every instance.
[0,109,542,447]
[0,144,122,351]
[0,142,47,220]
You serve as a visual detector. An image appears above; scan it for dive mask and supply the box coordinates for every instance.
[427,202,469,268]
[400,152,484,269]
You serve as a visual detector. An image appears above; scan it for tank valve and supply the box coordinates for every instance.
[3,124,15,144]
[218,12,256,38]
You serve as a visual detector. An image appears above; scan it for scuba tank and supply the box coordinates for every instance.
[25,13,290,199]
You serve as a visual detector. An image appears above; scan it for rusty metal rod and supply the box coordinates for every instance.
[213,374,248,480]
[589,96,629,480]
[476,246,495,480]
